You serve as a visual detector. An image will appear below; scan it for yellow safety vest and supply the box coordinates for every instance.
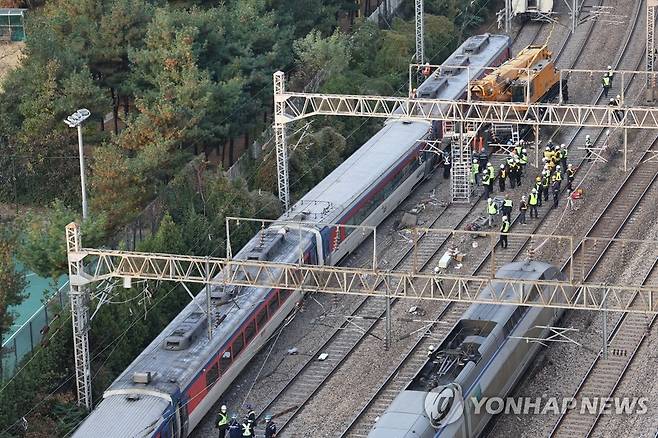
[529,193,538,205]
[488,202,497,215]
[501,221,510,233]
[218,413,228,427]
[503,199,513,208]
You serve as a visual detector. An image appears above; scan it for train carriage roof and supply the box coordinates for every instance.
[72,394,169,438]
[288,120,431,224]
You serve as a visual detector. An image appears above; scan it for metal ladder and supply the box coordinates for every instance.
[491,124,520,144]
[450,123,473,203]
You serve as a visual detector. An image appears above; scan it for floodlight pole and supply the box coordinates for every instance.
[64,109,91,220]
[76,125,89,220]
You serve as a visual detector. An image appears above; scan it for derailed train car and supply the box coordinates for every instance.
[369,261,570,438]
[511,0,554,19]
[71,34,512,438]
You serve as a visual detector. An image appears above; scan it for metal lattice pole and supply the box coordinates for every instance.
[66,223,92,410]
[648,1,657,90]
[415,0,424,66]
[273,71,290,211]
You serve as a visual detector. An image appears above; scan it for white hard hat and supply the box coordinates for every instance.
[568,163,573,168]
[434,266,440,274]
[488,197,492,202]
[586,134,591,139]
[545,146,549,150]
[608,65,612,69]
[473,159,477,163]
[221,405,227,412]
[500,164,505,168]
[616,94,621,100]
[502,215,508,220]
[556,165,561,169]
[522,195,527,200]
[560,144,565,148]
[555,145,560,149]
[522,148,527,153]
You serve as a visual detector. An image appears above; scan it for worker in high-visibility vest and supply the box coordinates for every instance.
[502,194,513,218]
[602,72,612,97]
[519,148,529,177]
[559,143,568,170]
[541,171,551,202]
[482,171,492,199]
[487,197,498,228]
[217,405,229,438]
[552,165,563,189]
[566,163,576,193]
[498,164,507,192]
[499,216,510,249]
[471,159,480,185]
[534,176,543,207]
[529,189,539,218]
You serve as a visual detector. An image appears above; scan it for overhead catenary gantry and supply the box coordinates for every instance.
[65,215,658,410]
[273,67,658,208]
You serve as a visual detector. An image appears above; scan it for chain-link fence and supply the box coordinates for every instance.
[1,282,68,379]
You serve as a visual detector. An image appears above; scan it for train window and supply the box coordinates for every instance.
[233,333,244,357]
[256,307,268,331]
[219,349,232,374]
[206,362,219,388]
[244,319,256,344]
[268,294,280,317]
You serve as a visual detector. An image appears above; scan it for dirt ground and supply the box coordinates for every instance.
[0,41,24,89]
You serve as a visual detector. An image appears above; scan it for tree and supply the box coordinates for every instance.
[18,200,107,279]
[292,29,351,91]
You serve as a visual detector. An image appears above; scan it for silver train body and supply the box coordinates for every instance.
[72,34,511,438]
[369,261,570,438]
[511,0,554,18]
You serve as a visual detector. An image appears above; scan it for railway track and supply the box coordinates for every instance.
[342,0,642,434]
[254,18,562,435]
[252,0,637,434]
[549,135,658,437]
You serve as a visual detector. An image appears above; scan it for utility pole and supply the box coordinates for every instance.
[64,109,91,220]
[66,223,92,410]
[273,72,290,211]
[415,0,424,66]
[648,1,658,100]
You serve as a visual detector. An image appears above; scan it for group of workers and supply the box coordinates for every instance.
[477,139,576,249]
[217,405,277,438]
[471,141,529,201]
